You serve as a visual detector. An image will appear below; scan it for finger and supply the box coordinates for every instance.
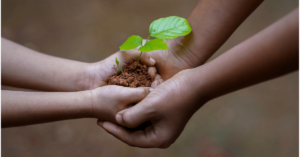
[147,67,157,80]
[154,74,162,80]
[100,121,159,148]
[116,98,154,128]
[151,79,164,88]
[140,53,156,66]
[97,120,104,127]
[119,87,152,104]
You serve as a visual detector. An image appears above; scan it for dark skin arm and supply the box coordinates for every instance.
[146,0,264,80]
[99,8,298,148]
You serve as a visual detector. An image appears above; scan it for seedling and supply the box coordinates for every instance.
[115,57,123,73]
[119,16,192,68]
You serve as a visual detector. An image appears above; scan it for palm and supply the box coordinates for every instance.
[79,49,156,90]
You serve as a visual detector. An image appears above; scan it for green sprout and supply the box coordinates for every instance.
[115,57,123,73]
[119,16,192,68]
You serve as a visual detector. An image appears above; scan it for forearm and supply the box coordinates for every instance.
[192,9,298,102]
[1,38,90,91]
[1,90,93,127]
[173,0,263,67]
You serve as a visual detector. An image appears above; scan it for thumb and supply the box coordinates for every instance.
[116,99,154,128]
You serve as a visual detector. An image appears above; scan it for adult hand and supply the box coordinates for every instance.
[97,69,205,148]
[98,8,299,148]
[141,38,202,80]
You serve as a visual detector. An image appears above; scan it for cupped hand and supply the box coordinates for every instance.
[90,85,152,124]
[77,49,158,90]
[97,69,206,148]
[141,38,202,80]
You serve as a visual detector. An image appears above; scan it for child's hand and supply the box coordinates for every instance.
[90,85,152,123]
[77,49,160,90]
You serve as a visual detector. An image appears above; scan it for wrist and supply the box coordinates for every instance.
[74,62,96,91]
[76,90,96,118]
[189,66,219,103]
[170,35,208,68]
[170,69,209,113]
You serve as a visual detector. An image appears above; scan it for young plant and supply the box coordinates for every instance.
[115,57,123,73]
[119,16,192,68]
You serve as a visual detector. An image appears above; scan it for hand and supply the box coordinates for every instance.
[90,85,152,123]
[77,49,158,90]
[141,38,203,80]
[97,69,206,148]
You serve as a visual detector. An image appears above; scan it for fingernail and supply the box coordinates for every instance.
[149,88,153,92]
[116,114,123,125]
[150,57,156,64]
[98,121,103,127]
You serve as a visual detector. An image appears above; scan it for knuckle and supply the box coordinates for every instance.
[159,140,173,149]
[152,137,165,148]
[142,88,149,96]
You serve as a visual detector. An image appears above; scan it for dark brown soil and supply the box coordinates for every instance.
[108,61,153,88]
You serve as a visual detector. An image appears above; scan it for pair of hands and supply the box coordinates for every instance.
[82,39,204,148]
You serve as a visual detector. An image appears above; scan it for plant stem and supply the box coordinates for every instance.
[135,51,143,68]
[117,65,124,73]
[145,36,150,43]
[134,36,150,69]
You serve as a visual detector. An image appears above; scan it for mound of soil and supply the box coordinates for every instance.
[107,61,153,88]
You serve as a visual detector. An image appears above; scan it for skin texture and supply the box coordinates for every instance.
[1,39,160,127]
[98,9,299,148]
[1,0,264,128]
[2,86,151,128]
[2,38,157,91]
[142,0,263,80]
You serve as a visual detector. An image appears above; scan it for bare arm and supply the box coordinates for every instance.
[1,90,92,127]
[192,8,298,101]
[1,38,156,91]
[177,0,264,65]
[99,9,298,148]
[1,38,90,91]
[2,86,151,128]
[146,0,264,79]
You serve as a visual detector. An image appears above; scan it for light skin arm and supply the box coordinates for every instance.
[99,9,298,148]
[2,38,89,91]
[144,0,264,80]
[1,0,263,90]
[1,38,156,91]
[2,86,152,128]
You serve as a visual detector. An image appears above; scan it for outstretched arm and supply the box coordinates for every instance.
[2,86,151,128]
[99,9,298,148]
[2,38,89,91]
[1,38,156,91]
[144,0,264,80]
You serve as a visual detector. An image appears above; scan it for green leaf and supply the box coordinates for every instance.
[115,57,119,64]
[149,16,192,39]
[138,39,168,52]
[115,57,123,73]
[119,35,143,50]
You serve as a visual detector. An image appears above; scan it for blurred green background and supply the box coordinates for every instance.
[1,0,298,157]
